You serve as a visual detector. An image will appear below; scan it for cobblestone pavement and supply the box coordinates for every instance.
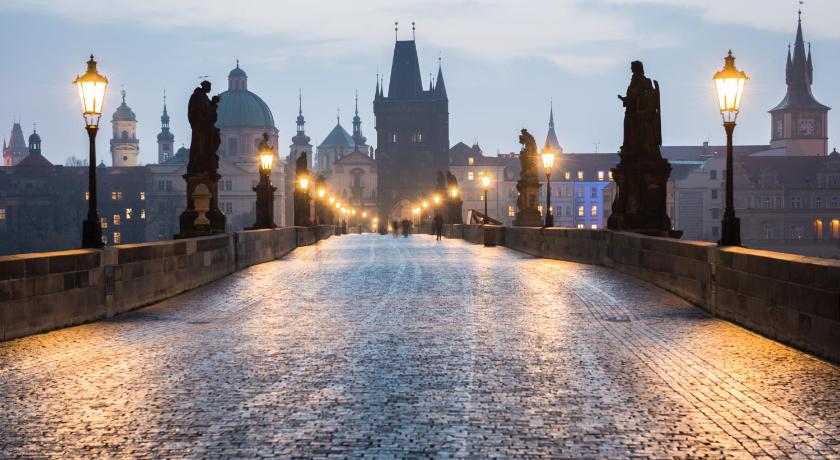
[1,234,838,458]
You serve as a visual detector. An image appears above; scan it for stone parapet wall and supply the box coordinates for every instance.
[0,226,335,342]
[445,224,839,362]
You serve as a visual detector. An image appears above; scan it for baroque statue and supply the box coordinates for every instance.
[513,129,542,227]
[607,61,679,237]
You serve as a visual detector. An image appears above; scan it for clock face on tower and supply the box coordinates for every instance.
[799,120,815,136]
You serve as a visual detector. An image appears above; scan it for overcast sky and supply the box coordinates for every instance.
[1,0,838,166]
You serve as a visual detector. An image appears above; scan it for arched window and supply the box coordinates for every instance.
[121,131,128,141]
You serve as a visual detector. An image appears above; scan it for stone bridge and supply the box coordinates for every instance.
[0,228,838,457]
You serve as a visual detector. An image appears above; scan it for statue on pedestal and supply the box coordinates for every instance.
[177,80,226,238]
[445,170,463,224]
[513,129,542,227]
[607,61,680,237]
[293,152,312,226]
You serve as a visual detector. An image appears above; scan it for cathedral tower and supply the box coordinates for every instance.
[769,12,830,156]
[3,122,28,166]
[374,28,449,220]
[544,101,563,153]
[110,90,140,166]
[156,92,175,163]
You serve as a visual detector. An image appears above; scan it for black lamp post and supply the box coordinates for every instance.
[315,177,326,226]
[713,50,748,246]
[74,55,108,248]
[541,149,556,227]
[481,175,491,224]
[249,133,277,229]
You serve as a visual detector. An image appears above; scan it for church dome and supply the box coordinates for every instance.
[216,63,275,130]
[113,90,136,121]
[28,130,41,145]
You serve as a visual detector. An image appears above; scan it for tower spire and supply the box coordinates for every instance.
[434,57,447,99]
[544,99,562,153]
[352,90,366,149]
[394,21,398,41]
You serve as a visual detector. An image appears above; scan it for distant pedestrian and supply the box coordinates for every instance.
[341,220,347,235]
[433,214,444,241]
[392,220,400,238]
[401,219,411,238]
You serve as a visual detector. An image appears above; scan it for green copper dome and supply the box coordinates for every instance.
[215,63,275,130]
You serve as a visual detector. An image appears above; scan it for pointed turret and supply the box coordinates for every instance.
[352,90,366,148]
[292,90,311,147]
[770,12,829,113]
[785,44,792,85]
[387,40,423,99]
[769,11,830,156]
[157,91,175,163]
[375,73,381,100]
[3,122,28,166]
[543,101,562,153]
[434,61,447,100]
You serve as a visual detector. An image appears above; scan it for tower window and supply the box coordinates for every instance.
[0,208,5,220]
[140,192,145,200]
[468,157,474,165]
[126,208,132,220]
[392,134,397,143]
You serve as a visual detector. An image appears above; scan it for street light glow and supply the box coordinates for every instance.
[713,50,748,123]
[481,175,491,189]
[73,55,108,127]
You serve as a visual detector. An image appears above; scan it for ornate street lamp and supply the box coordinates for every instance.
[73,55,108,248]
[449,186,459,199]
[481,175,491,224]
[541,149,556,227]
[249,133,277,229]
[314,176,326,225]
[713,50,748,246]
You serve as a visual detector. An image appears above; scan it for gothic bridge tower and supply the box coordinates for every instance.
[374,26,449,221]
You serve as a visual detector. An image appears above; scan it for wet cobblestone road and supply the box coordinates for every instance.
[1,234,839,458]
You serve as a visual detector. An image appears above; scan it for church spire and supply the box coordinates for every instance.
[544,100,562,153]
[352,90,366,149]
[291,89,310,147]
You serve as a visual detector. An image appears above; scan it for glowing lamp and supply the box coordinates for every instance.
[713,50,748,123]
[433,195,441,205]
[481,175,491,189]
[73,55,108,127]
[449,186,459,198]
[298,176,309,190]
[541,150,556,173]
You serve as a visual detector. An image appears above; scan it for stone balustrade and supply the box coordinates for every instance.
[445,224,839,362]
[0,226,336,341]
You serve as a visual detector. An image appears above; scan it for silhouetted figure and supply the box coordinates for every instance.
[433,213,444,240]
[392,220,400,237]
[187,81,221,175]
[401,219,411,238]
[341,220,347,235]
[513,129,542,226]
[608,61,677,237]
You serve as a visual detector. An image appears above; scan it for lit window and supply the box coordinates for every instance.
[111,191,123,200]
[392,133,397,143]
[577,223,584,229]
[126,208,132,220]
[417,133,422,143]
[113,214,121,225]
[832,219,840,240]
[577,171,584,180]
[508,206,515,217]
[537,205,543,214]
[591,205,598,217]
[814,219,824,239]
[140,192,145,201]
[84,191,89,201]
[141,209,146,219]
[578,205,584,217]
[591,224,598,229]
[113,232,121,244]
[100,217,107,229]
[468,157,474,165]
[101,235,107,245]
[564,172,571,180]
[608,171,613,180]
[480,194,484,201]
[468,171,474,181]
[0,208,5,220]
[598,171,605,181]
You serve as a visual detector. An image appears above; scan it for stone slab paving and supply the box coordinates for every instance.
[0,234,838,458]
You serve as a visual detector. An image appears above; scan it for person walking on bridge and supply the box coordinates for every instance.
[392,220,400,238]
[401,219,411,238]
[433,213,444,241]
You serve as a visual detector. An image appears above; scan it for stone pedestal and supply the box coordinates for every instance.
[293,190,312,227]
[176,172,226,239]
[448,198,463,224]
[247,178,277,230]
[607,154,680,237]
[514,183,542,227]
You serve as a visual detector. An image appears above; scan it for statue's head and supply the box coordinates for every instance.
[631,61,644,75]
[200,80,212,93]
